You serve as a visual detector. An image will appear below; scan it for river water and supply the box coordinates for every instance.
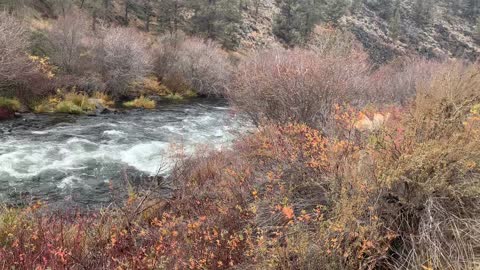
[0,99,248,206]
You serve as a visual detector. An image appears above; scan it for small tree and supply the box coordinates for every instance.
[388,2,402,40]
[475,17,480,42]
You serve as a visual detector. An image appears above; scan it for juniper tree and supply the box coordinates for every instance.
[273,0,321,46]
[157,0,187,35]
[186,0,243,50]
[389,2,402,40]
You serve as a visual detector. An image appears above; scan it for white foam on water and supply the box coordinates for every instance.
[31,130,49,135]
[57,175,80,189]
[0,102,252,203]
[102,130,126,137]
[119,141,170,174]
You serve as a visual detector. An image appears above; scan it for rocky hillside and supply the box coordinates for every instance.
[239,0,479,63]
[9,0,480,64]
[346,1,480,64]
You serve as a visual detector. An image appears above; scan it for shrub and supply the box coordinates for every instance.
[100,27,153,98]
[55,101,84,114]
[154,36,232,96]
[34,92,95,114]
[0,12,52,104]
[371,62,480,270]
[410,61,480,140]
[0,97,21,111]
[47,10,89,74]
[368,57,442,105]
[0,12,32,91]
[227,48,368,130]
[123,96,156,109]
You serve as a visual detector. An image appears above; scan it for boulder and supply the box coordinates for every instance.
[88,98,115,115]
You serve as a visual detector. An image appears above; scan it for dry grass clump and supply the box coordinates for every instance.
[34,91,96,114]
[0,97,21,111]
[123,96,156,109]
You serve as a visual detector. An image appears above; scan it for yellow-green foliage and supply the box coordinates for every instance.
[164,93,185,101]
[132,76,170,96]
[92,91,114,107]
[34,92,95,114]
[163,89,198,101]
[55,101,84,114]
[0,97,21,111]
[0,207,23,246]
[123,96,156,109]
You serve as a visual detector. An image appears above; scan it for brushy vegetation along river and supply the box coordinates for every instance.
[0,99,247,206]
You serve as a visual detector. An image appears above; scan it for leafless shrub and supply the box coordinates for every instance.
[154,35,232,96]
[0,12,34,91]
[227,48,369,129]
[100,27,153,98]
[47,10,89,74]
[0,12,52,104]
[368,57,443,105]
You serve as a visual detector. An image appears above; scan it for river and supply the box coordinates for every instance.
[0,99,248,206]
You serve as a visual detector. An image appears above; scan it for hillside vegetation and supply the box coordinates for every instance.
[0,0,480,269]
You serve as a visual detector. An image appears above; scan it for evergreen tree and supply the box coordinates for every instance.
[463,0,480,20]
[323,0,350,23]
[388,1,402,40]
[157,0,187,35]
[273,0,321,46]
[186,0,243,50]
[475,17,480,42]
[364,0,395,19]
